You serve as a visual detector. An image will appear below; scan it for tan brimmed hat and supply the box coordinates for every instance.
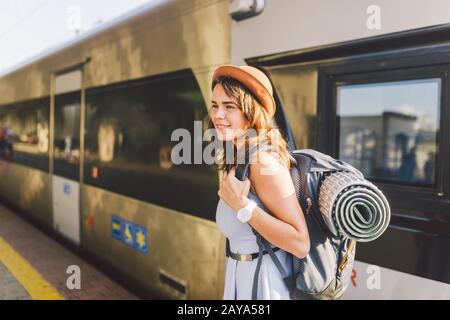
[212,65,276,117]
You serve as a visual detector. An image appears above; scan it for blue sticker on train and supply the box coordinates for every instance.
[111,216,148,254]
[111,216,122,240]
[122,221,135,248]
[134,225,148,254]
[63,183,71,195]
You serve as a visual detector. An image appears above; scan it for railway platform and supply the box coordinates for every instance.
[0,203,137,300]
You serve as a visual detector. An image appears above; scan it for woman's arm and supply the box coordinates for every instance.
[248,152,310,259]
[218,152,310,259]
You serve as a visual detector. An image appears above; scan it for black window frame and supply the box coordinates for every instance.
[318,53,450,217]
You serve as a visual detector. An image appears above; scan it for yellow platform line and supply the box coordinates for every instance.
[0,236,64,300]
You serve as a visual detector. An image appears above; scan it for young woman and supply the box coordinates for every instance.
[211,65,310,300]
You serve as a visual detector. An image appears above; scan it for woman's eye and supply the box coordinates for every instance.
[226,105,235,109]
[211,104,218,108]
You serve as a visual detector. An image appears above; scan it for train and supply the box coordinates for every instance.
[0,0,449,299]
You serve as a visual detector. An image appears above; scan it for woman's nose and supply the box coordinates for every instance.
[214,106,225,119]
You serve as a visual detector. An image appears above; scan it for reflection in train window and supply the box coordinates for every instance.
[84,70,218,220]
[0,98,49,171]
[53,93,80,180]
[337,79,440,185]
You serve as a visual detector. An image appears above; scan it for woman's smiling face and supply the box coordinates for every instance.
[211,83,250,143]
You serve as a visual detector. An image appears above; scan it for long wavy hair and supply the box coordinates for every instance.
[209,76,296,174]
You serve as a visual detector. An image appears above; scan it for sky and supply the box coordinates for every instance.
[338,78,440,131]
[0,0,156,74]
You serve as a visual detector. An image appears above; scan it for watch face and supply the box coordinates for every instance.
[238,207,251,223]
[238,201,256,223]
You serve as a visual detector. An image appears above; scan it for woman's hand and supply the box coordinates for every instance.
[218,167,251,212]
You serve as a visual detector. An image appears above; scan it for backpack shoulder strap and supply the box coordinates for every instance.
[235,162,250,181]
[225,238,231,257]
[251,232,294,299]
[296,153,313,210]
[251,234,265,300]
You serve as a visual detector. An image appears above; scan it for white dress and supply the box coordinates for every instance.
[216,190,293,300]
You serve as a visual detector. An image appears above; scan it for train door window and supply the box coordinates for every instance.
[53,92,80,180]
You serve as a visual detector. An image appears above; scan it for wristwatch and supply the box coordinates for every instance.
[236,200,257,223]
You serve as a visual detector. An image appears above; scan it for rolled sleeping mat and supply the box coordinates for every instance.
[318,171,390,242]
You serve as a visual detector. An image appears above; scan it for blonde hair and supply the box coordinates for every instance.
[210,76,296,174]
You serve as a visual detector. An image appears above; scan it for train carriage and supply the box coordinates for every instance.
[0,0,449,299]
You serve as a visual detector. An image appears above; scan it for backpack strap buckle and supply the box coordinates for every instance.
[229,252,254,262]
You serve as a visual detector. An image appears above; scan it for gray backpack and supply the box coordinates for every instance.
[235,149,360,300]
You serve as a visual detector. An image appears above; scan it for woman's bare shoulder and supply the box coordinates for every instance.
[248,150,296,203]
[249,150,289,183]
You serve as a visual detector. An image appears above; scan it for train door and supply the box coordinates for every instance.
[50,67,85,244]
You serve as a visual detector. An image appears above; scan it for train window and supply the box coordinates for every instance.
[0,98,49,171]
[53,92,80,180]
[337,78,440,186]
[315,62,450,216]
[84,70,218,220]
